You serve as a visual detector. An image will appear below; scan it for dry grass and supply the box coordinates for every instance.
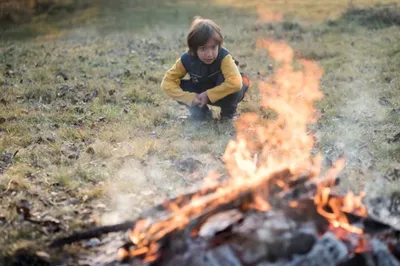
[0,0,399,263]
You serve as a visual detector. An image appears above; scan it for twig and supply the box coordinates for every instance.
[49,220,136,248]
[4,179,14,193]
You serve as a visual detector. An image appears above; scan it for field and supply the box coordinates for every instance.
[1,0,399,263]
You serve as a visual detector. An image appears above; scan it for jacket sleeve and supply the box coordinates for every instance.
[161,58,197,106]
[206,54,242,103]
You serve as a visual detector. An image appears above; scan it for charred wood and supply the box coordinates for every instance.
[48,169,342,248]
[49,221,136,247]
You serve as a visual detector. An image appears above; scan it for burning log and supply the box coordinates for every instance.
[49,168,334,248]
[109,196,400,266]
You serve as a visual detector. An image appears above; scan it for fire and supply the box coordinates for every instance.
[122,10,368,263]
[249,194,271,211]
[312,158,369,252]
[314,183,367,235]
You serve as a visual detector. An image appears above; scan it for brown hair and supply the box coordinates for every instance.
[187,16,223,56]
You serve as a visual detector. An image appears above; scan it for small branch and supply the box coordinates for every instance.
[4,179,14,193]
[49,220,136,248]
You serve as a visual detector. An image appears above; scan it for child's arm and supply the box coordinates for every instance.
[206,54,242,103]
[161,58,197,106]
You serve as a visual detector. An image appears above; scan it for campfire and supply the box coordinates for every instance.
[51,41,400,266]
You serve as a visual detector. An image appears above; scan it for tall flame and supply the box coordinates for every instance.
[225,40,324,184]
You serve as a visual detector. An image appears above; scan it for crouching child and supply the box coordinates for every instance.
[161,16,250,121]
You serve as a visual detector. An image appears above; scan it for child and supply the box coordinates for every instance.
[161,16,250,121]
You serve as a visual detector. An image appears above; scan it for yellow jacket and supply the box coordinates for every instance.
[161,54,242,106]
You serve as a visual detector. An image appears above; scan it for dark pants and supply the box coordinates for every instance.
[180,73,248,120]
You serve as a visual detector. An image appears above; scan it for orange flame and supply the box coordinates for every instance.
[314,160,367,236]
[328,226,371,253]
[249,194,271,211]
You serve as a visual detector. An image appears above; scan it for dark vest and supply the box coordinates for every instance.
[180,47,230,91]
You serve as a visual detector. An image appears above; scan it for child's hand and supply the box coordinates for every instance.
[197,92,210,108]
[192,96,201,107]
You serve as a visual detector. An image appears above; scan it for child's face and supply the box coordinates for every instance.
[197,38,219,64]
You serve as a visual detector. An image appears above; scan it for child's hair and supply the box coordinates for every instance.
[187,16,223,56]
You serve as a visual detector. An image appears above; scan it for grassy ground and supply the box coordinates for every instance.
[0,0,399,264]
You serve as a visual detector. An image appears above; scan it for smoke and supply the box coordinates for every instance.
[101,158,149,225]
[316,59,389,192]
[100,153,185,225]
